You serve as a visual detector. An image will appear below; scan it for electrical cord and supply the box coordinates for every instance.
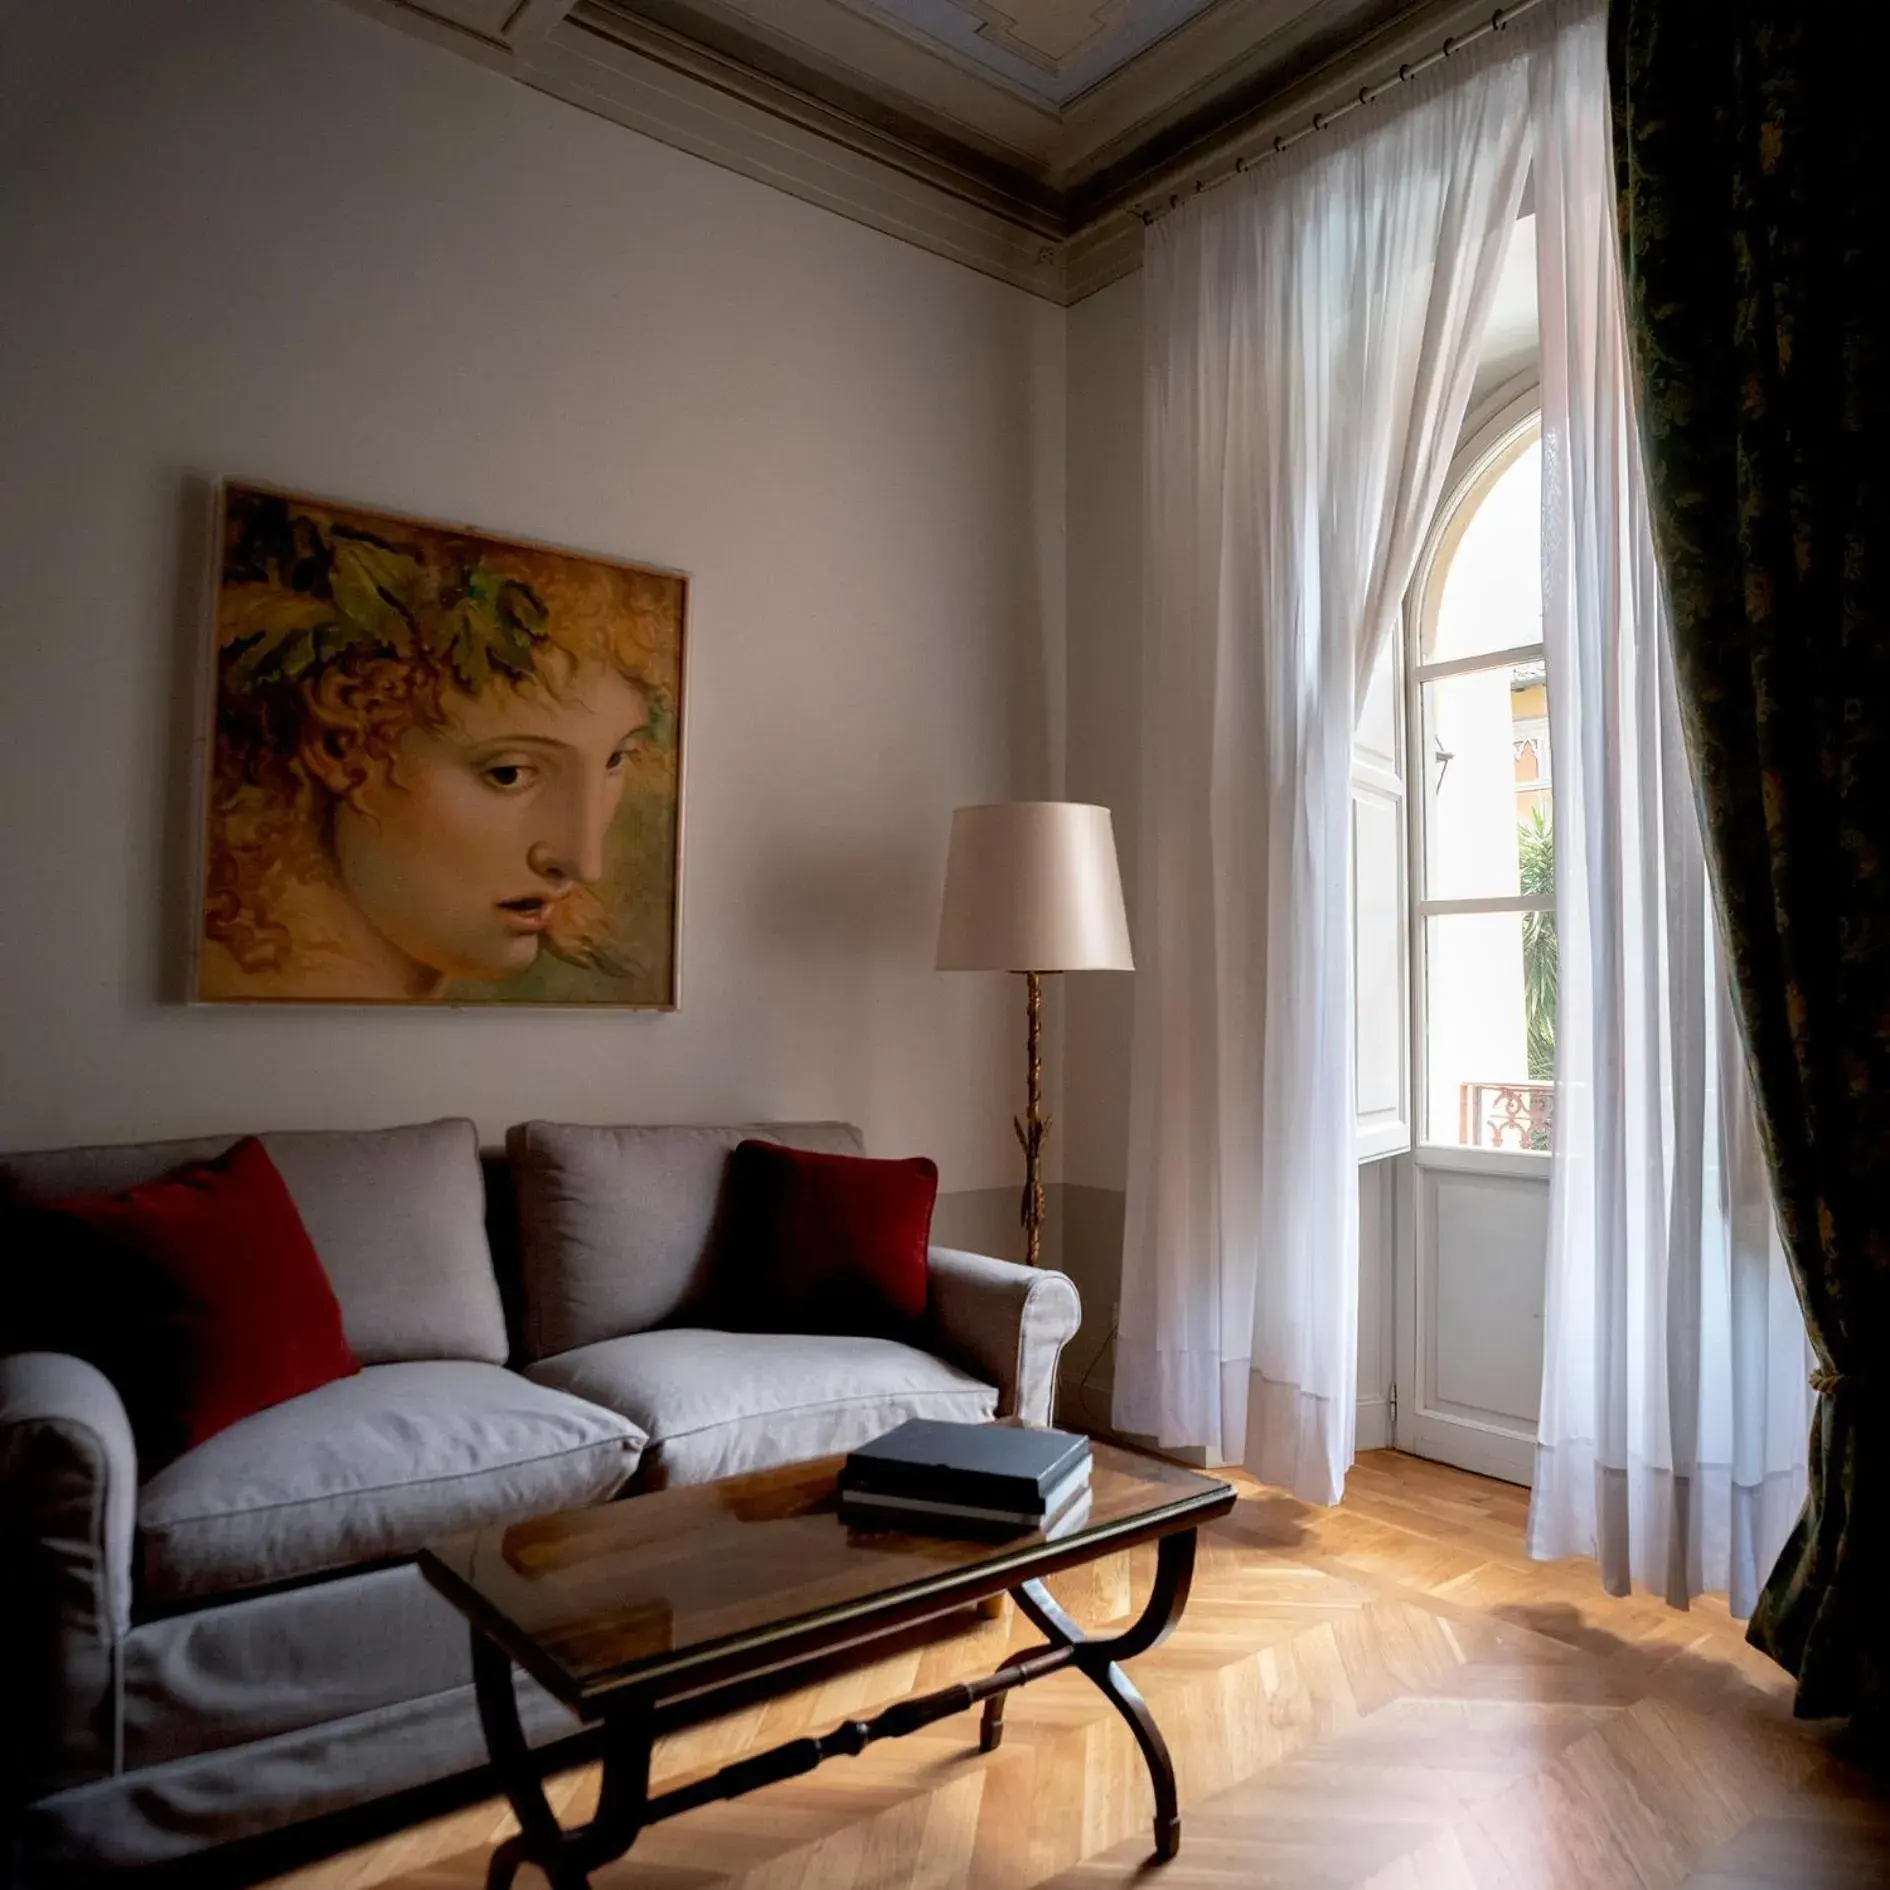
[1068,1306,1121,1435]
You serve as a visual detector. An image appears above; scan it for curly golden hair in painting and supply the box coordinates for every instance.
[203,489,683,1001]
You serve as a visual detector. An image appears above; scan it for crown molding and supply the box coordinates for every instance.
[1064,213,1146,305]
[335,0,1512,305]
[569,1,1066,229]
[1101,0,1522,221]
[1054,0,1386,182]
[642,0,1065,158]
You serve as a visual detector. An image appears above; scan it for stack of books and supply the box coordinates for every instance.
[838,1419,1093,1538]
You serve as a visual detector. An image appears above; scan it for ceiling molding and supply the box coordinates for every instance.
[335,0,1508,304]
[642,0,1065,159]
[1054,0,1381,181]
[1103,0,1523,218]
[569,0,1066,229]
[1064,212,1145,304]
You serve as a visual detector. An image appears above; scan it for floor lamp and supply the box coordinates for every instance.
[936,802,1133,1268]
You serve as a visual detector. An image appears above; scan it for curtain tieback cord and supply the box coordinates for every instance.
[1809,1368,1873,1400]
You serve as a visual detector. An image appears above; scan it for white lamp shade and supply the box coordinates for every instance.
[936,801,1133,973]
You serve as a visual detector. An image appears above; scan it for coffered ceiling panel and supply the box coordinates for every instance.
[399,0,528,38]
[860,1,1223,104]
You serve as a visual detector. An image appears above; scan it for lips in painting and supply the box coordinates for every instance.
[497,895,559,933]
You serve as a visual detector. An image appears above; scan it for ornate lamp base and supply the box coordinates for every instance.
[1015,970,1048,1268]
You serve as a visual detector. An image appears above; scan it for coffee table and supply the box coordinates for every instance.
[420,1440,1235,1889]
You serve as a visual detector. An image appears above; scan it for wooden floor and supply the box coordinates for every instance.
[262,1451,1890,1890]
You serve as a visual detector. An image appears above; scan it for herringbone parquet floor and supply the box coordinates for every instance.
[261,1451,1890,1890]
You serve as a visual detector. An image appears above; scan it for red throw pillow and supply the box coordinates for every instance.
[41,1138,359,1466]
[723,1141,936,1337]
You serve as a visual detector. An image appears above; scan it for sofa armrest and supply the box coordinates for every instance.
[924,1248,1081,1426]
[0,1351,136,1797]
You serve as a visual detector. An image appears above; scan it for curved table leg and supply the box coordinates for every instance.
[473,1631,652,1890]
[1093,1660,1181,1861]
[979,1529,1197,1862]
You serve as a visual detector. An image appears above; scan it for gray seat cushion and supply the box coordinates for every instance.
[506,1121,865,1360]
[137,1362,643,1606]
[526,1328,998,1488]
[3,1120,508,1366]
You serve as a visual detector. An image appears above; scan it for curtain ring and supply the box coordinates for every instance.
[1492,6,1509,28]
[1399,62,1412,82]
[1443,34,1457,55]
[1359,85,1372,106]
[1312,110,1327,131]
[1274,134,1286,153]
[1234,155,1248,174]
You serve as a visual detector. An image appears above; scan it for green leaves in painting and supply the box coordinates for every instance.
[327,527,423,651]
[220,491,549,700]
[436,564,548,691]
[219,590,352,693]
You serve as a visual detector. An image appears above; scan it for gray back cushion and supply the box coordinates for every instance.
[506,1121,865,1361]
[2,1119,507,1367]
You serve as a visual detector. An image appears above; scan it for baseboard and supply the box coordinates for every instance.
[1102,1428,1226,1471]
[1071,1401,1395,1465]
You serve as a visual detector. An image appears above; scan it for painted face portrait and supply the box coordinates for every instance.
[198,489,685,1006]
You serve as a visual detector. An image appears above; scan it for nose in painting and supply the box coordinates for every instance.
[527,778,609,887]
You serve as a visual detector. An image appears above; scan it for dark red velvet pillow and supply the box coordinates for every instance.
[723,1140,937,1337]
[39,1138,359,1466]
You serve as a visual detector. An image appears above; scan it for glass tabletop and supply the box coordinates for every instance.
[421,1440,1232,1708]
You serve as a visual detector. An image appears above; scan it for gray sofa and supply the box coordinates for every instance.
[0,1118,1081,1878]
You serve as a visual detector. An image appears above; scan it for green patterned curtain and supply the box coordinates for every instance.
[1609,2,1889,1718]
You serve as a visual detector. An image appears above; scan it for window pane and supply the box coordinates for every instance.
[1425,437,1541,664]
[1423,662,1554,900]
[1424,911,1556,1150]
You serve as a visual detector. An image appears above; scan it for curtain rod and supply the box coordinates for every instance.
[1138,0,1547,227]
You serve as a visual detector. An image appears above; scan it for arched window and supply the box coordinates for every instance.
[1410,400,1552,1152]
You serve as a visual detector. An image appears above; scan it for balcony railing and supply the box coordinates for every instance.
[1459,1081,1554,1151]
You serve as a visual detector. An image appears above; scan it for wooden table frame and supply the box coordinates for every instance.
[438,1480,1231,1890]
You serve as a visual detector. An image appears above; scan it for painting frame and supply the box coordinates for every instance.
[189,478,690,1011]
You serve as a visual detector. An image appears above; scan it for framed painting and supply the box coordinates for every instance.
[194,482,687,1007]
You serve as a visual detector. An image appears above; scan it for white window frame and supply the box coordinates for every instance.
[1405,385,1548,1171]
[1353,612,1411,1164]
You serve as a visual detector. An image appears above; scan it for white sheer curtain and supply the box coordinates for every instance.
[1115,38,1533,1503]
[1523,3,1811,1615]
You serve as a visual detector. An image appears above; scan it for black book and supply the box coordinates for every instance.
[837,1460,1091,1535]
[839,1419,1091,1514]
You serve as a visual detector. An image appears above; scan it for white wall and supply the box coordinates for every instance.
[1046,273,1143,1401]
[0,0,1065,1194]
[1064,274,1143,1199]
